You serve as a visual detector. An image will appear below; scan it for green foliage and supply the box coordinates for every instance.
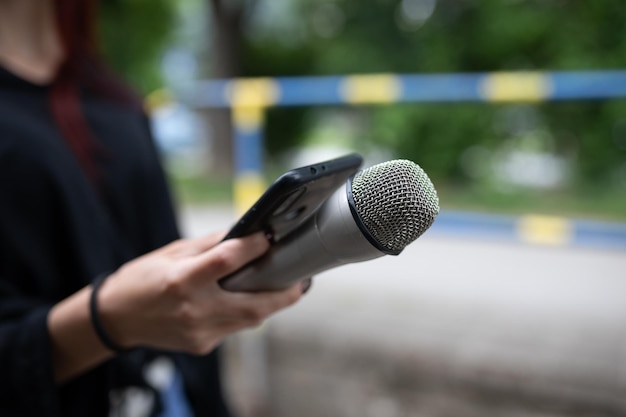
[242,40,318,154]
[98,0,178,94]
[241,0,626,194]
[363,103,496,182]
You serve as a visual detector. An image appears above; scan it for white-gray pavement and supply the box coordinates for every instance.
[179,203,626,332]
[179,204,626,412]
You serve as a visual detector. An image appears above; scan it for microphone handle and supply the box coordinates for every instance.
[219,187,384,292]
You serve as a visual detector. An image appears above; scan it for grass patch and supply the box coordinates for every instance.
[168,174,233,206]
[169,172,626,224]
[438,183,626,222]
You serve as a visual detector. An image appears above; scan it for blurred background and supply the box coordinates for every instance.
[99,0,626,416]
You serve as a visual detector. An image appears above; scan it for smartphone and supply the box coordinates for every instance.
[223,153,363,243]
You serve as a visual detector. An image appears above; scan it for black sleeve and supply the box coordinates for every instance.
[0,139,87,416]
[0,286,60,416]
[0,153,63,416]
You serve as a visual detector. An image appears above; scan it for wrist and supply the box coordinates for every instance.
[48,286,114,383]
[90,273,129,353]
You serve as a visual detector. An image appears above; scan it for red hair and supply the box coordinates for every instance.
[50,0,141,183]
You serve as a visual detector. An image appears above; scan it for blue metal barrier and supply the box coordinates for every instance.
[193,70,626,108]
[432,211,626,250]
[189,70,626,249]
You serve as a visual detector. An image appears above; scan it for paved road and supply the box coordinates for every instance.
[179,204,626,327]
[179,204,626,407]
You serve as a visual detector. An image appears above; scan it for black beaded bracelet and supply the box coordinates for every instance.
[90,273,127,354]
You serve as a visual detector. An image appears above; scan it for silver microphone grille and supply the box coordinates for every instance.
[350,159,439,252]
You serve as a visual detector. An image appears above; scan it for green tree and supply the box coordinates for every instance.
[240,0,626,187]
[98,0,177,94]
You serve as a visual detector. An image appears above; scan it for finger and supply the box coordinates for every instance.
[226,282,303,322]
[182,231,227,255]
[187,232,270,284]
[159,231,226,258]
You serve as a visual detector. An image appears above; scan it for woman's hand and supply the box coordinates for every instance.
[48,231,305,383]
[97,231,304,354]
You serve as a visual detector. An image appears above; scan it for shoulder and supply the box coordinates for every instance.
[0,72,57,134]
[0,90,57,160]
[0,64,53,135]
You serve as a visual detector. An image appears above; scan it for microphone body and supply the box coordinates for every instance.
[220,159,439,292]
[220,184,384,292]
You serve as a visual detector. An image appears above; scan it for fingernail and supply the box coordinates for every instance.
[264,230,275,244]
[301,278,312,294]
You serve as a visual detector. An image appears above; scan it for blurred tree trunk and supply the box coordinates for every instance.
[204,5,272,415]
[202,0,250,179]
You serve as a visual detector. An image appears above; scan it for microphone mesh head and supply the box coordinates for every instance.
[351,159,439,252]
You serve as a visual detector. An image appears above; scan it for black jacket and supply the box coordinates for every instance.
[0,65,230,417]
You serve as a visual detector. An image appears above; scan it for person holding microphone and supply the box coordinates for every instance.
[0,0,306,415]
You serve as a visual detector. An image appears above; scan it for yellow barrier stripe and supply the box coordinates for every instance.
[232,106,265,133]
[144,88,174,113]
[226,78,280,108]
[234,172,266,216]
[340,74,401,104]
[517,214,572,246]
[480,72,553,102]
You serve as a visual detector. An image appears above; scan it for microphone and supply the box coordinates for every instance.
[220,159,440,292]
